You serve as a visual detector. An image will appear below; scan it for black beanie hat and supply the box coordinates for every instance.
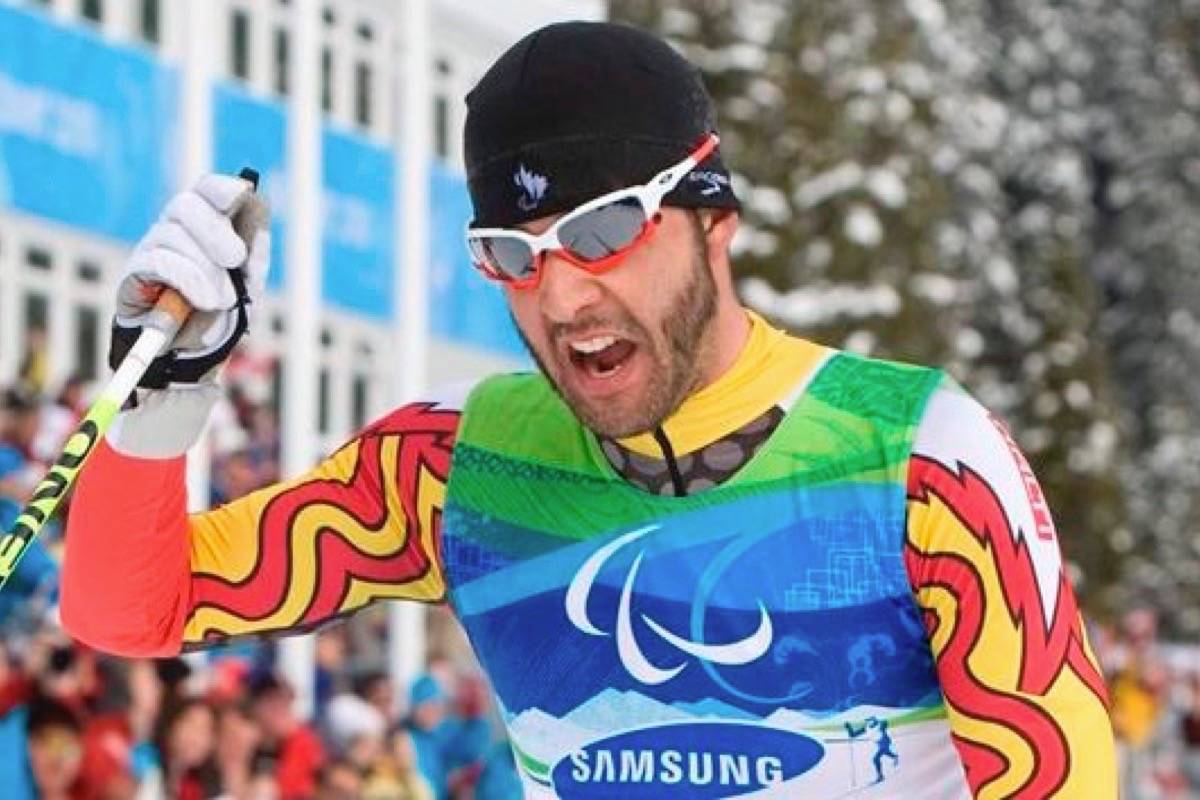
[464,21,740,229]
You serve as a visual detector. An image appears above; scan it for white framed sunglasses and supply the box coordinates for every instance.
[465,133,719,288]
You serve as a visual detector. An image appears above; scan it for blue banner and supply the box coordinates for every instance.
[0,5,178,242]
[322,129,394,320]
[213,84,396,320]
[430,162,526,358]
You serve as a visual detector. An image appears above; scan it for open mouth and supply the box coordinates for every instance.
[567,335,638,380]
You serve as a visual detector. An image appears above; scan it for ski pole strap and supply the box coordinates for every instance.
[107,270,251,390]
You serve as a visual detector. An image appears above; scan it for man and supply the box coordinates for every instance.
[61,21,1115,798]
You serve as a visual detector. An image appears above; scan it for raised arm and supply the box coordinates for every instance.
[904,381,1116,798]
[62,401,459,656]
[57,173,461,656]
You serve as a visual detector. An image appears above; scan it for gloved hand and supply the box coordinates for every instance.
[106,174,269,459]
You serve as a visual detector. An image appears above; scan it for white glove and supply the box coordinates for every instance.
[116,173,269,356]
[107,173,269,460]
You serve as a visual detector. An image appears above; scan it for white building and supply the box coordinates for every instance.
[0,0,602,445]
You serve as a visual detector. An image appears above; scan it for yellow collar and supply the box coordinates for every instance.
[617,311,831,458]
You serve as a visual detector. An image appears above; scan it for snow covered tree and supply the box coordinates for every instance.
[609,0,1200,627]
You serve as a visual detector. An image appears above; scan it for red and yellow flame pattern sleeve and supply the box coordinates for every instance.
[183,402,459,646]
[61,402,459,656]
[904,385,1116,799]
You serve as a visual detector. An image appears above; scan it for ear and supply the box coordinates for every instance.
[701,210,739,265]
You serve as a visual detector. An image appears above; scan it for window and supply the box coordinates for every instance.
[24,294,48,334]
[76,260,102,283]
[75,306,99,381]
[318,368,330,434]
[351,375,368,430]
[321,47,333,112]
[274,28,290,96]
[434,95,450,159]
[139,0,160,44]
[270,360,284,420]
[21,295,48,390]
[80,0,102,23]
[354,61,372,127]
[322,6,335,26]
[356,22,373,42]
[26,246,52,272]
[230,10,250,80]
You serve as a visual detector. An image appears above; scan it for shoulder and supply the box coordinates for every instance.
[907,380,1065,604]
[911,380,1046,520]
[803,349,943,428]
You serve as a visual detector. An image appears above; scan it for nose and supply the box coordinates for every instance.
[536,250,604,324]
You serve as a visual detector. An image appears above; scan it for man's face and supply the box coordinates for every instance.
[507,208,718,438]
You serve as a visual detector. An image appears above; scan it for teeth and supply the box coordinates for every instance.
[570,335,617,354]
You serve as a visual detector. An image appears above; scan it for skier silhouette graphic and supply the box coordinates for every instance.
[845,716,899,784]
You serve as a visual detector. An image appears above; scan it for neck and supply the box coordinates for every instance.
[691,302,752,397]
[616,309,830,459]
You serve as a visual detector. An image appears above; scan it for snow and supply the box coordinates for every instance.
[794,163,864,209]
[844,204,883,247]
[865,169,907,208]
[741,277,901,328]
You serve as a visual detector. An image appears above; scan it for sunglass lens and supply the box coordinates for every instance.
[558,197,647,262]
[470,236,536,281]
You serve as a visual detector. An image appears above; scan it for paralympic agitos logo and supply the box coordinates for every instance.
[565,525,774,685]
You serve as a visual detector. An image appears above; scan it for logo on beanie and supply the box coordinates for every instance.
[514,164,549,211]
[690,171,729,197]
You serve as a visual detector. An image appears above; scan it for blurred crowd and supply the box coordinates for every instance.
[0,623,523,800]
[0,344,523,800]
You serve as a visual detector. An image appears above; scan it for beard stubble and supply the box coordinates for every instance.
[515,217,718,438]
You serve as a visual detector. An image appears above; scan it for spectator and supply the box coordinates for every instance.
[444,674,491,798]
[324,690,385,759]
[0,693,86,800]
[0,386,59,628]
[474,741,523,800]
[356,670,399,729]
[316,759,362,800]
[215,702,261,799]
[405,674,450,800]
[1111,608,1171,797]
[373,727,435,800]
[249,674,325,799]
[77,659,160,799]
[155,698,221,799]
[1182,672,1200,794]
